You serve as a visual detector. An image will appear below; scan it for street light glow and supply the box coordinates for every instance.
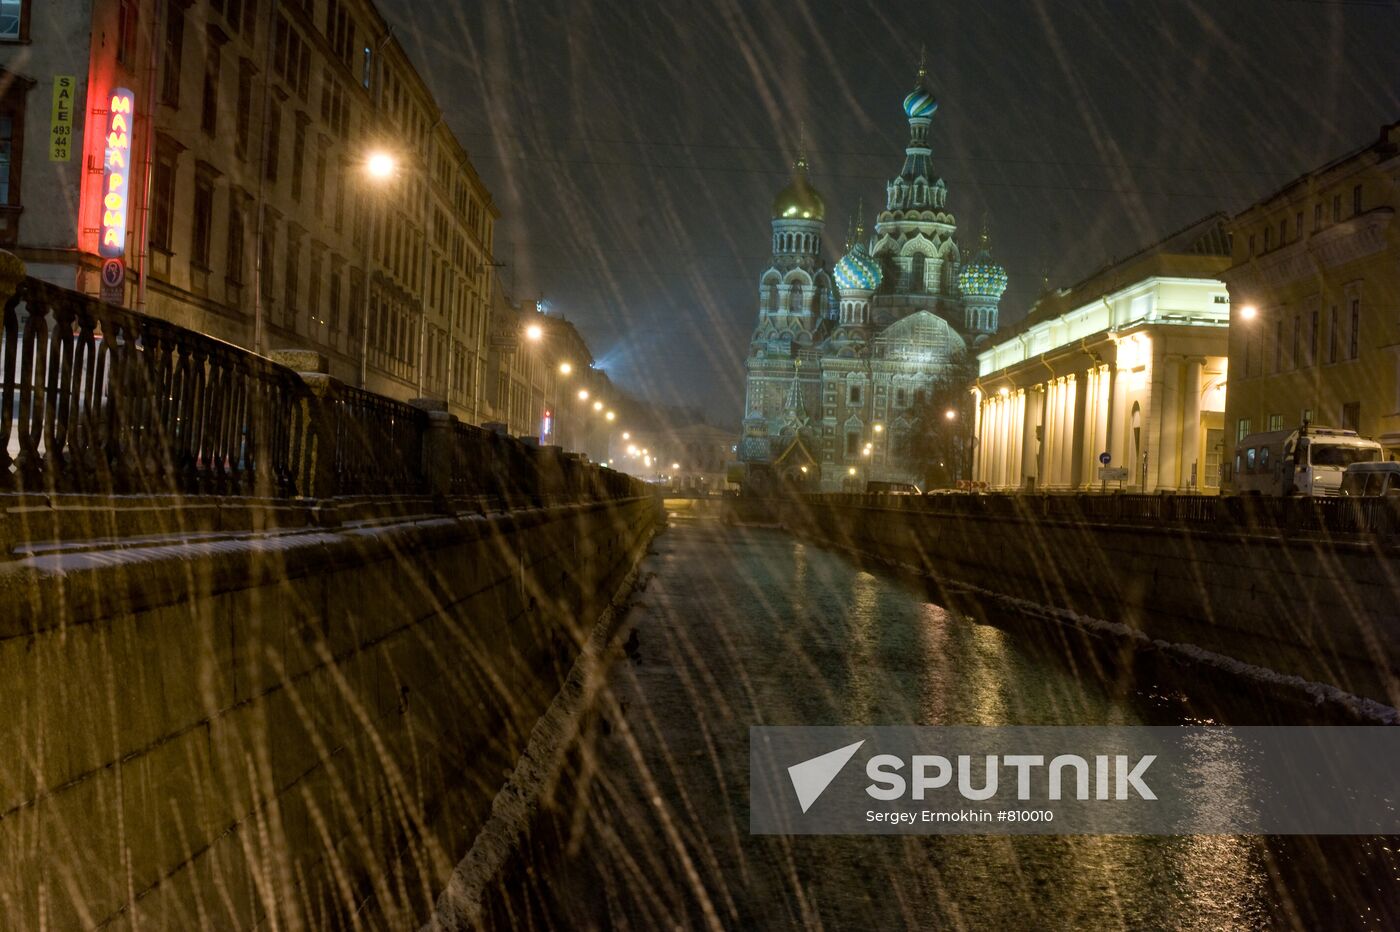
[622,432,630,440]
[365,151,397,179]
[593,401,604,412]
[945,408,957,420]
[525,324,543,342]
[1240,304,1258,320]
[606,410,616,421]
[671,462,679,470]
[848,467,856,476]
[998,386,1010,397]
[873,424,884,433]
[559,362,572,375]
[578,389,589,401]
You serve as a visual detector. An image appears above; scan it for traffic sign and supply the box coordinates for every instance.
[1098,451,1112,466]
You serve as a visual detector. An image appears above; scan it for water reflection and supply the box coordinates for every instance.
[493,523,1400,931]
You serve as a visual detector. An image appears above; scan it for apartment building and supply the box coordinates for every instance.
[0,0,497,418]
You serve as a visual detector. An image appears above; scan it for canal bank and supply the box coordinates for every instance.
[459,516,1400,930]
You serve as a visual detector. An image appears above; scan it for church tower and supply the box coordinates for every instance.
[958,223,1008,340]
[869,53,960,325]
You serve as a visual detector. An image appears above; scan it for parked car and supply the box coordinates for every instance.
[1340,461,1400,498]
[865,480,922,495]
[1231,425,1382,496]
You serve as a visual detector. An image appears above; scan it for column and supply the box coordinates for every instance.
[1042,380,1058,487]
[1110,367,1129,473]
[1080,369,1100,487]
[1059,375,1076,488]
[973,396,986,483]
[1022,387,1040,488]
[1010,390,1025,490]
[1156,356,1181,491]
[1182,357,1204,491]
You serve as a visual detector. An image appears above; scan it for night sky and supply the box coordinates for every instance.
[385,0,1400,424]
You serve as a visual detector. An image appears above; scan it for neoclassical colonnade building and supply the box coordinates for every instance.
[972,215,1234,493]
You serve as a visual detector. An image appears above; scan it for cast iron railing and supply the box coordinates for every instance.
[0,272,644,504]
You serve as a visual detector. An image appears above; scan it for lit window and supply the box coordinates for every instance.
[0,0,25,40]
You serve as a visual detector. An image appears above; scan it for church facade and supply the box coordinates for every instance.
[738,66,1008,491]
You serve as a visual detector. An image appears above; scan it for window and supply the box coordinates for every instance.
[0,92,23,213]
[236,60,254,158]
[308,249,322,326]
[201,31,222,136]
[1313,203,1322,231]
[272,15,310,97]
[895,387,907,407]
[1328,306,1338,363]
[1259,447,1270,472]
[1273,319,1283,373]
[1295,211,1303,239]
[0,0,28,41]
[362,45,373,89]
[1237,418,1251,443]
[160,6,185,107]
[845,432,859,455]
[1292,315,1300,368]
[328,265,342,331]
[1353,184,1362,216]
[283,234,301,325]
[263,100,280,182]
[259,208,277,302]
[191,175,214,268]
[150,146,177,253]
[911,254,925,293]
[1246,448,1256,470]
[117,0,138,65]
[210,0,245,36]
[1248,233,1255,256]
[314,149,326,216]
[1349,299,1360,359]
[1342,402,1360,432]
[1309,309,1318,365]
[1278,219,1286,245]
[290,113,306,202]
[1266,414,1282,432]
[226,195,245,284]
[1332,194,1340,221]
[849,384,862,405]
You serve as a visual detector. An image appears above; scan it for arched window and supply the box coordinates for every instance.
[790,283,804,313]
[911,254,926,293]
[768,283,779,310]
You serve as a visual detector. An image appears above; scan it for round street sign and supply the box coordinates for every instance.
[101,258,124,288]
[1099,451,1112,465]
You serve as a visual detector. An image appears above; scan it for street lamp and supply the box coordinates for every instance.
[578,389,589,401]
[559,362,572,375]
[605,410,616,421]
[1239,304,1258,321]
[873,424,884,433]
[622,431,630,440]
[671,462,680,470]
[945,408,957,420]
[593,400,604,412]
[365,151,397,180]
[525,323,543,342]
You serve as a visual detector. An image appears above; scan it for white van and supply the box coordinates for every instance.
[1232,426,1382,496]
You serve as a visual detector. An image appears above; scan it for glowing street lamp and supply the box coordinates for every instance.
[559,362,573,375]
[365,151,397,180]
[578,389,589,401]
[593,400,604,412]
[1239,304,1258,321]
[605,411,616,421]
[627,444,638,455]
[671,462,680,470]
[847,467,857,476]
[873,424,884,433]
[525,323,543,342]
[622,432,630,440]
[945,408,957,420]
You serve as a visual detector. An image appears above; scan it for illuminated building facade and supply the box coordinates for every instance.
[972,215,1232,493]
[1221,120,1400,463]
[739,64,1006,490]
[0,0,497,420]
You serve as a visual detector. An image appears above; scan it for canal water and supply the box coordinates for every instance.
[486,512,1400,931]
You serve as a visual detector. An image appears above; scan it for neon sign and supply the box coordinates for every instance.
[541,408,554,442]
[99,88,134,259]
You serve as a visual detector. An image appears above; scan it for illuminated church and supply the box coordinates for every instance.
[738,63,1008,490]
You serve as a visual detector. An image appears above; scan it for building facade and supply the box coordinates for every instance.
[738,65,1005,491]
[0,0,496,419]
[1221,120,1400,462]
[973,215,1233,493]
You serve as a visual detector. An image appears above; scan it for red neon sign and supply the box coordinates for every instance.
[99,88,133,259]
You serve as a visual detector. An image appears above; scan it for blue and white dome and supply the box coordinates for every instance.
[958,249,1008,299]
[833,242,882,293]
[903,85,938,119]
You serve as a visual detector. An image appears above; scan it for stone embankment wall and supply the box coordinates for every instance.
[784,496,1400,708]
[0,495,658,930]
